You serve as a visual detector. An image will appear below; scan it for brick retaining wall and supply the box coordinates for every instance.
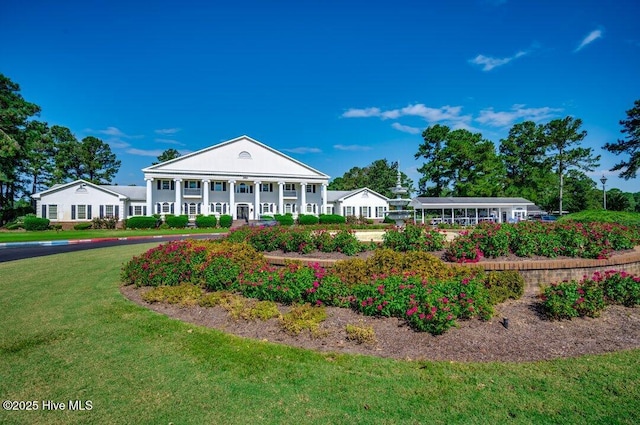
[264,246,640,292]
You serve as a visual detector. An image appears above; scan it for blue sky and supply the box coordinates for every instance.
[2,0,639,193]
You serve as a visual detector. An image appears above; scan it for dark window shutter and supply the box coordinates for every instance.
[170,180,175,190]
[100,205,104,218]
[42,205,46,218]
[115,205,119,218]
[170,203,174,214]
[184,181,188,188]
[157,180,161,190]
[223,182,227,191]
[143,206,147,216]
[183,203,187,214]
[270,183,273,192]
[129,206,133,216]
[197,203,201,214]
[71,205,76,220]
[197,181,201,188]
[87,205,92,219]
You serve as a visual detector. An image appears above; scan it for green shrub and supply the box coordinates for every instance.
[540,279,605,320]
[126,216,157,229]
[142,284,203,306]
[382,224,445,252]
[23,215,50,231]
[319,214,346,224]
[332,229,363,256]
[195,215,217,228]
[594,270,640,307]
[345,322,377,344]
[274,214,294,226]
[279,303,327,336]
[73,222,93,230]
[298,214,319,225]
[91,216,119,229]
[219,214,233,228]
[5,222,23,230]
[484,271,525,305]
[165,214,189,228]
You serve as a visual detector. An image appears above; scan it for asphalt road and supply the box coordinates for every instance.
[0,234,225,263]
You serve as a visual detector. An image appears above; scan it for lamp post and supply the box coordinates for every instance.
[600,175,607,210]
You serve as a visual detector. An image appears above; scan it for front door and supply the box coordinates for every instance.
[237,204,249,222]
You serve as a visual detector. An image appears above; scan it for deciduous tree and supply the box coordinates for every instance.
[328,159,413,198]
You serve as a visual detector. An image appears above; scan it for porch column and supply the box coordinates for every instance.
[322,183,328,215]
[254,181,261,220]
[228,180,236,219]
[202,180,210,215]
[174,178,182,215]
[300,182,306,215]
[145,178,153,216]
[278,181,284,214]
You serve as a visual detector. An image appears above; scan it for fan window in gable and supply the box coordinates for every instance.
[238,151,252,159]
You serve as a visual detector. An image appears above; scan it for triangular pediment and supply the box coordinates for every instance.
[143,135,329,180]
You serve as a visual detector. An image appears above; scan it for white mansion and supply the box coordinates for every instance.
[32,135,390,223]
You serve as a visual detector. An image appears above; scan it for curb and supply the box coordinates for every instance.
[0,233,223,249]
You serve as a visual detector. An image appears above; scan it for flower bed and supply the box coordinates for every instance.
[122,241,517,335]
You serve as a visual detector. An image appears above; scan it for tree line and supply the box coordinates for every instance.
[331,101,640,215]
[1,74,120,223]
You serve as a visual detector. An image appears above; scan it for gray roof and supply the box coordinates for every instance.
[411,197,535,207]
[101,185,147,201]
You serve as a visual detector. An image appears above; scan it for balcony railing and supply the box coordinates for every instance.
[283,190,297,198]
[183,188,202,197]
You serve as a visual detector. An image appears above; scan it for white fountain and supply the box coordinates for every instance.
[386,169,412,227]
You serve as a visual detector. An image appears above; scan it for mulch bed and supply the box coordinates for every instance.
[120,283,640,362]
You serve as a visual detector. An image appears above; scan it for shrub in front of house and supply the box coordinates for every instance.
[298,214,319,225]
[125,216,157,229]
[23,215,50,231]
[73,222,93,230]
[274,213,294,226]
[318,214,346,224]
[219,214,233,228]
[165,214,189,228]
[195,215,217,228]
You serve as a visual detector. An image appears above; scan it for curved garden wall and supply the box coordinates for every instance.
[264,246,640,292]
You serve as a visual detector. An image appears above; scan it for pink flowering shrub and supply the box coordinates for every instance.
[540,270,640,320]
[351,274,493,335]
[444,221,639,261]
[592,270,640,307]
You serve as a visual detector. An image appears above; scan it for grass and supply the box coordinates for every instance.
[0,227,226,243]
[1,245,639,424]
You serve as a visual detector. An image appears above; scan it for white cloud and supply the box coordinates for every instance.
[343,103,471,127]
[155,138,185,146]
[333,144,372,151]
[106,138,130,149]
[155,128,181,135]
[391,123,421,134]
[575,29,603,52]
[281,147,322,154]
[125,148,165,157]
[341,107,382,118]
[469,50,527,71]
[476,105,562,127]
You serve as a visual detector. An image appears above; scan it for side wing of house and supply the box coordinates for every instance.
[329,188,389,220]
[32,180,131,225]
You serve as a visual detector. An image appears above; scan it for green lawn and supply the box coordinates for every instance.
[1,245,639,424]
[0,227,226,243]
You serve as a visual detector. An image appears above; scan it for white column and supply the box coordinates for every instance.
[300,182,306,215]
[278,181,284,214]
[254,181,261,220]
[174,179,182,215]
[322,183,328,215]
[228,180,236,219]
[202,180,210,215]
[145,178,153,216]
